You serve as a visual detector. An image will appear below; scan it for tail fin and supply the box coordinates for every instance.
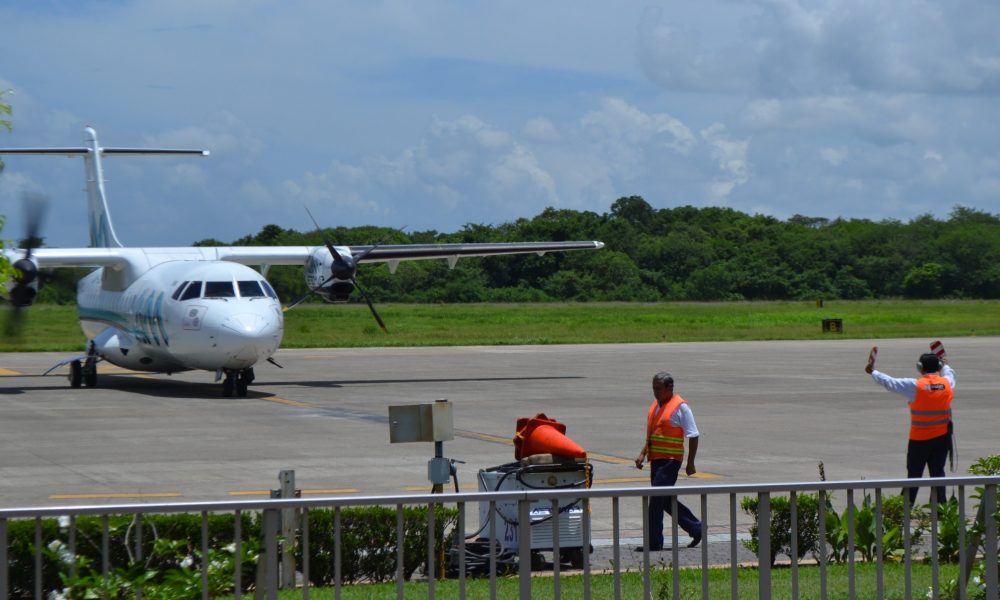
[0,127,209,248]
[83,127,122,248]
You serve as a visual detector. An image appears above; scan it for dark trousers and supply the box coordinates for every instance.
[905,433,951,504]
[648,459,702,549]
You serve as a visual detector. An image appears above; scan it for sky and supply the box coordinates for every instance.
[2,0,1000,248]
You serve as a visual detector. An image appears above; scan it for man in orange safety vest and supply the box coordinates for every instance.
[634,371,703,552]
[866,351,956,504]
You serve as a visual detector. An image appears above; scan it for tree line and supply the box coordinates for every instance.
[32,196,1000,304]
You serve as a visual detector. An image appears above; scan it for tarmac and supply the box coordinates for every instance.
[1,336,997,569]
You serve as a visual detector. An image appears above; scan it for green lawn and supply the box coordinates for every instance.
[3,300,1000,352]
[243,562,962,599]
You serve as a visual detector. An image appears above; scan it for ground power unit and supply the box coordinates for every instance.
[472,459,593,571]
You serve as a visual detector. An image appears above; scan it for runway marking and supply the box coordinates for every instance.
[0,368,22,376]
[455,430,512,445]
[595,472,721,483]
[406,484,480,492]
[229,488,360,496]
[49,492,182,500]
[595,476,650,485]
[587,452,634,465]
[260,395,314,408]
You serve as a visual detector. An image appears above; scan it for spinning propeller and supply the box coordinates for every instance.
[3,192,48,335]
[284,208,388,333]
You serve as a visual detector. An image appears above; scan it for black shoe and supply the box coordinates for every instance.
[687,530,702,548]
[633,545,664,552]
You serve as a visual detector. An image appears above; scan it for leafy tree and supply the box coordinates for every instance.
[903,262,947,299]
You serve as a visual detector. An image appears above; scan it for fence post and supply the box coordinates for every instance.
[255,509,280,600]
[518,498,531,598]
[759,492,771,600]
[984,485,998,597]
[0,518,7,600]
[276,470,298,589]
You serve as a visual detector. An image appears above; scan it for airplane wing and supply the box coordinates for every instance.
[350,240,605,263]
[1,248,131,269]
[5,241,603,270]
[214,240,605,270]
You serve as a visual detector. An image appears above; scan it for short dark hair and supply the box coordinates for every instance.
[918,353,942,372]
[653,371,674,385]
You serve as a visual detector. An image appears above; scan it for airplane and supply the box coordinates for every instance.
[1,127,604,397]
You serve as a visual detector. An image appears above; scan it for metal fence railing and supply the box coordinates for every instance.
[1,475,997,599]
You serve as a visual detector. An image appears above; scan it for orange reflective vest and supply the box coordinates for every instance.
[646,394,687,461]
[909,374,953,441]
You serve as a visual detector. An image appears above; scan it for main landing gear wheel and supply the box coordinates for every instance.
[69,360,83,388]
[83,356,98,387]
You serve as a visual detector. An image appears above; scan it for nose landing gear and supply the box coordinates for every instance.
[222,368,254,397]
[69,343,99,388]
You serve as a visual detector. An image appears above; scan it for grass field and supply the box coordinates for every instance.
[231,562,961,599]
[2,300,999,352]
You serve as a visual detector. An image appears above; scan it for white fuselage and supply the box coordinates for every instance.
[76,253,284,373]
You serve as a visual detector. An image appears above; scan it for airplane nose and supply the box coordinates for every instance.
[219,313,281,365]
[222,313,269,337]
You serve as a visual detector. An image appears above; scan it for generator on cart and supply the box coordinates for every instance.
[450,413,593,574]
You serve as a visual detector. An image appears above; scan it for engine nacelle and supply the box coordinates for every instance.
[6,256,40,307]
[305,247,355,303]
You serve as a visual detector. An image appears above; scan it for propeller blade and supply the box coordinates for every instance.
[352,225,407,263]
[6,193,50,336]
[304,205,352,266]
[352,277,388,333]
[21,192,49,260]
[282,290,313,312]
[282,275,336,311]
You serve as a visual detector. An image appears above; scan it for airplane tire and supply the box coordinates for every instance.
[236,377,248,397]
[222,376,235,397]
[69,361,83,388]
[84,359,97,387]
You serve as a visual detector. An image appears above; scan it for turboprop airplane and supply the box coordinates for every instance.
[1,127,603,397]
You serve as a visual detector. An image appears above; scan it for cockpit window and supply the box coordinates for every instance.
[179,281,203,301]
[261,281,278,299]
[172,281,190,300]
[204,281,236,298]
[238,280,266,298]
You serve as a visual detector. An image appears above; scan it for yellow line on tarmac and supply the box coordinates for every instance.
[49,492,182,500]
[0,368,21,376]
[259,395,315,408]
[587,452,633,465]
[594,476,649,485]
[455,429,512,445]
[228,488,360,496]
[405,484,480,492]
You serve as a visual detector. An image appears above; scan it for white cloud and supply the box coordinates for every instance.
[4,0,1000,246]
[821,147,848,166]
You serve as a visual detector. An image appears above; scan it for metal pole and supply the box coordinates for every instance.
[263,509,279,600]
[396,505,404,600]
[0,518,7,600]
[278,470,297,589]
[518,498,531,599]
[759,492,771,600]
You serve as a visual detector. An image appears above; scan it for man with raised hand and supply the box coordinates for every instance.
[866,348,956,504]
